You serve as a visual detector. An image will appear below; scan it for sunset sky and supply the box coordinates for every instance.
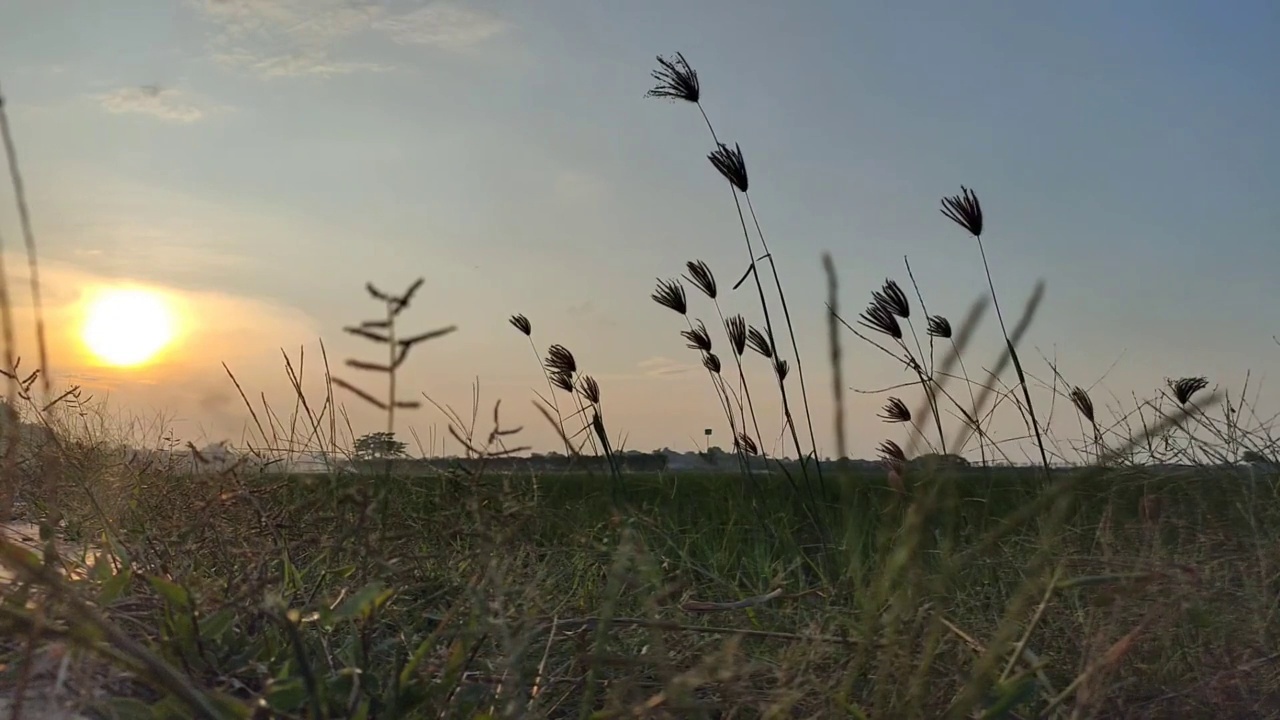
[0,1,1276,462]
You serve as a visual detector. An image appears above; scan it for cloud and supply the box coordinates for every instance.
[637,356,696,377]
[96,85,210,123]
[374,4,505,48]
[197,0,507,79]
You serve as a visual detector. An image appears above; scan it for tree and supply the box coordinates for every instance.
[354,432,407,460]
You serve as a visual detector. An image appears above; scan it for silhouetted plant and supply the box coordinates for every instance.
[926,315,952,339]
[1168,376,1209,406]
[651,278,688,315]
[333,278,456,440]
[941,186,1051,479]
[880,398,912,424]
[684,260,717,299]
[649,52,826,535]
[510,313,570,453]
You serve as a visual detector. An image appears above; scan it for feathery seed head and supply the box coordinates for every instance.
[724,314,747,357]
[858,302,903,340]
[1168,376,1209,406]
[681,320,713,352]
[652,278,688,315]
[873,279,910,319]
[773,357,790,381]
[926,315,952,339]
[746,326,773,358]
[544,344,577,376]
[578,374,601,404]
[734,432,759,456]
[646,52,700,104]
[684,260,717,300]
[1069,386,1095,423]
[879,397,912,423]
[509,314,532,336]
[549,370,574,393]
[877,439,907,470]
[941,186,984,237]
[708,142,749,193]
[702,352,722,374]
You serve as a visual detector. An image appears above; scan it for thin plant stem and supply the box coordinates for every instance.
[977,236,1051,477]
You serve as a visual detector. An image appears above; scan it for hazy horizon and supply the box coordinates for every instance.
[0,1,1276,462]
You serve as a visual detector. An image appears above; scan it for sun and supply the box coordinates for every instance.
[80,287,178,367]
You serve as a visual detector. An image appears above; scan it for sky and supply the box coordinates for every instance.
[0,0,1276,463]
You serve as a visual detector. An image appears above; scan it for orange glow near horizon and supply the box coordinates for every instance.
[79,287,180,368]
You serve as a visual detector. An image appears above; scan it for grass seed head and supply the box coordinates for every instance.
[1168,376,1209,405]
[646,52,700,103]
[578,374,601,404]
[685,259,717,299]
[708,142,749,193]
[682,320,713,352]
[702,352,722,374]
[746,326,773,358]
[549,370,574,393]
[725,314,747,356]
[773,357,790,381]
[544,344,577,376]
[734,432,759,456]
[926,314,952,339]
[1070,386,1096,423]
[879,397,912,423]
[509,313,532,336]
[878,439,907,470]
[941,185,984,237]
[873,279,911,319]
[858,301,903,340]
[652,278,688,315]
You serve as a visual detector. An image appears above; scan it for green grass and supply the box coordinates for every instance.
[4,462,1278,718]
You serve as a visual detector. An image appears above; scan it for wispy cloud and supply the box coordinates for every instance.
[96,85,211,123]
[373,3,505,48]
[198,0,507,79]
[637,356,696,377]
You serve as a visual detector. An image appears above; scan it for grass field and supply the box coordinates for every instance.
[2,461,1279,718]
[1,50,1279,719]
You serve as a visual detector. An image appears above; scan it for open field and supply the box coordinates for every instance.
[0,40,1277,720]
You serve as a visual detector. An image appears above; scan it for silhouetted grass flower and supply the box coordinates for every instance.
[879,397,912,423]
[652,278,687,315]
[702,352,722,374]
[878,439,907,469]
[1069,386,1095,424]
[773,357,790,381]
[545,345,577,376]
[646,52,699,104]
[873,279,910,319]
[681,320,713,352]
[578,375,601,404]
[1168,376,1209,406]
[684,260,717,299]
[549,370,574,393]
[858,302,903,340]
[725,314,747,356]
[941,186,984,237]
[746,326,773,358]
[509,314,532,336]
[926,315,952,339]
[708,142,748,193]
[734,432,759,456]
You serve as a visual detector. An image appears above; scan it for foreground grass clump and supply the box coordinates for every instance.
[2,460,1279,718]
